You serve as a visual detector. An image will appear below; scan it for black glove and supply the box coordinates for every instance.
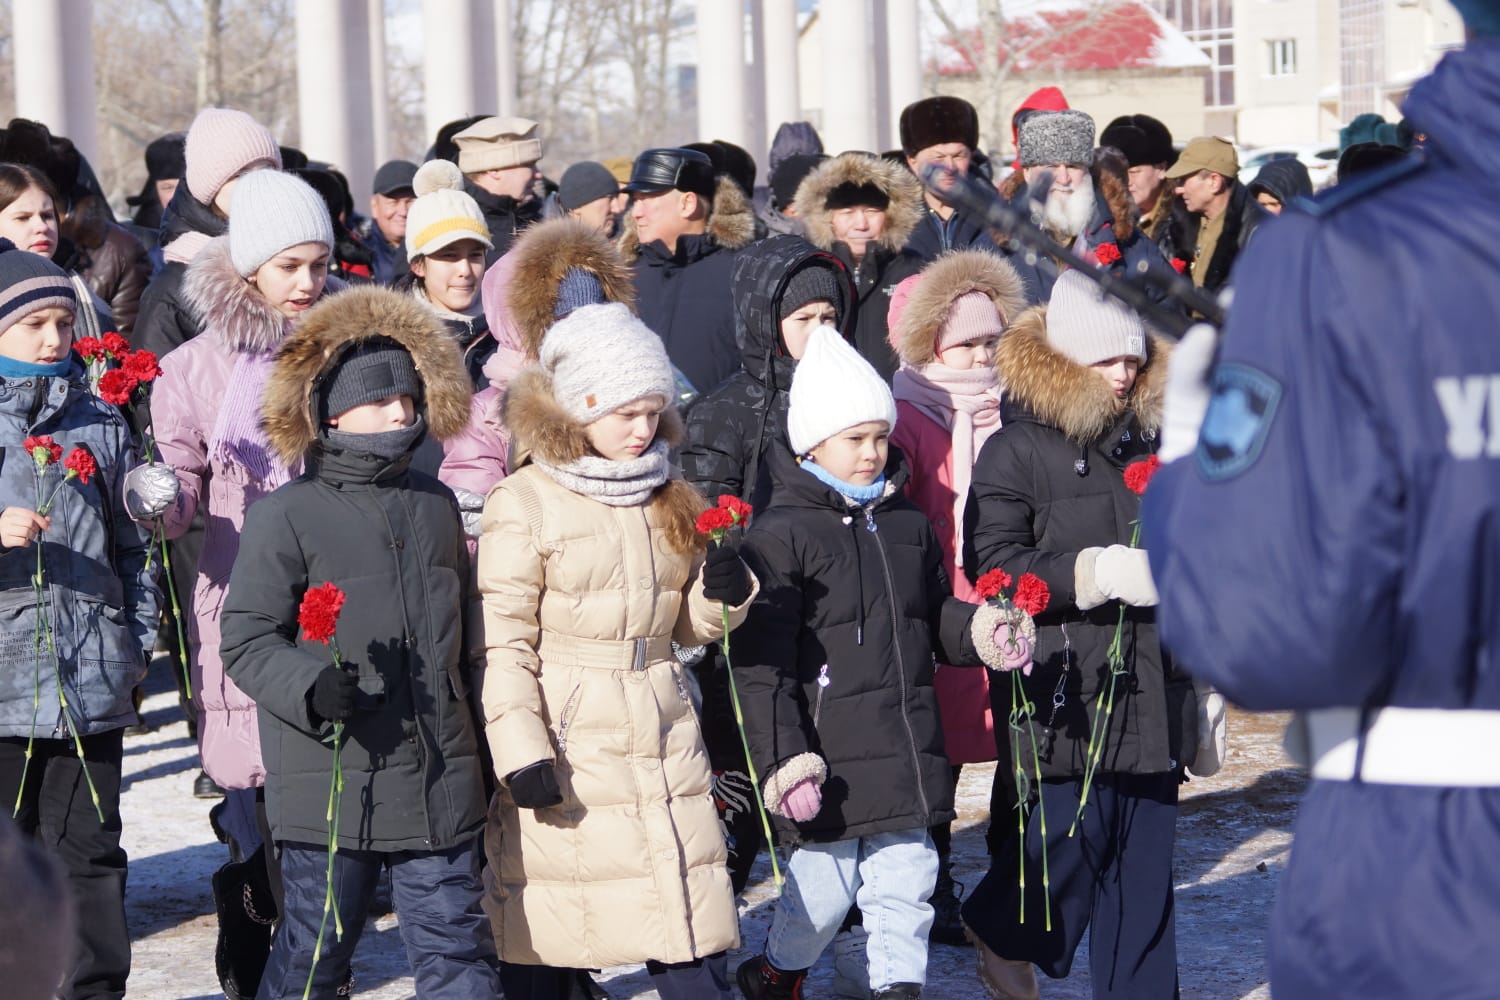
[701,544,752,606]
[507,761,563,809]
[309,667,358,724]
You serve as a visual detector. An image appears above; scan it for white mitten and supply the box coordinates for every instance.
[1189,677,1227,777]
[1158,323,1217,463]
[122,462,180,520]
[1094,544,1159,607]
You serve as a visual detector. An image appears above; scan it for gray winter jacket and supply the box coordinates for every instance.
[0,362,159,738]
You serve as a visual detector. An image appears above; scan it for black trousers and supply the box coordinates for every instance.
[693,652,765,894]
[0,730,128,1000]
[962,771,1180,1000]
[500,954,730,1000]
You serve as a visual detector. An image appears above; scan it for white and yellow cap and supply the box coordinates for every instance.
[404,160,493,260]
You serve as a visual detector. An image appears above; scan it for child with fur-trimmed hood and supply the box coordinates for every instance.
[958,270,1198,1000]
[218,285,498,998]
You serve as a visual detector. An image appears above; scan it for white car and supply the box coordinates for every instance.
[1239,145,1339,191]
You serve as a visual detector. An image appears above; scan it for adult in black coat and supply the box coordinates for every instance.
[794,153,925,382]
[959,273,1196,997]
[620,157,757,395]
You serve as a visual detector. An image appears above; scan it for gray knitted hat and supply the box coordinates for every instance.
[1046,270,1145,366]
[0,241,75,334]
[554,268,606,318]
[321,340,421,421]
[540,302,675,423]
[228,170,334,276]
[1019,110,1097,169]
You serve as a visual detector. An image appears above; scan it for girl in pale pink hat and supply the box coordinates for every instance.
[885,248,1028,947]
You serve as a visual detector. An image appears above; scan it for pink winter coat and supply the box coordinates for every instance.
[150,239,334,789]
[891,400,996,765]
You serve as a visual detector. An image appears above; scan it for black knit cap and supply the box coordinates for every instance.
[1100,114,1174,168]
[778,262,843,321]
[321,338,421,422]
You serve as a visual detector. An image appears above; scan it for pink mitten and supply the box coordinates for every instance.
[993,623,1034,676]
[780,778,823,822]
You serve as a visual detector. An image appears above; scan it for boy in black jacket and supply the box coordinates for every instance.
[732,326,1018,1000]
[220,287,499,999]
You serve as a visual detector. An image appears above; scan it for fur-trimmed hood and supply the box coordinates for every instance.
[890,250,1029,368]
[502,365,685,469]
[501,218,637,361]
[616,175,757,259]
[795,153,922,254]
[181,236,293,354]
[261,285,474,465]
[996,305,1169,445]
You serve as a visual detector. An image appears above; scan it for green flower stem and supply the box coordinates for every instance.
[156,523,192,700]
[1009,658,1052,930]
[305,638,347,1000]
[14,548,45,818]
[714,534,783,892]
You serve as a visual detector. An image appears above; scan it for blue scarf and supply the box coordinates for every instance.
[0,356,71,379]
[800,458,886,503]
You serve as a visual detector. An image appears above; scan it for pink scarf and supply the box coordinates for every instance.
[892,364,1001,567]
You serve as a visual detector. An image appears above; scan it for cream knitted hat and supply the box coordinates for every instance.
[788,325,898,454]
[184,107,282,204]
[1045,269,1146,366]
[404,160,493,259]
[227,171,334,277]
[540,302,675,424]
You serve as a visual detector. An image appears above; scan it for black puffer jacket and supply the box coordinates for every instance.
[466,181,543,265]
[221,287,484,852]
[680,235,853,510]
[962,309,1195,778]
[734,446,980,846]
[133,185,226,359]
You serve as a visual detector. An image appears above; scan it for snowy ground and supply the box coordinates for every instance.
[120,660,1303,998]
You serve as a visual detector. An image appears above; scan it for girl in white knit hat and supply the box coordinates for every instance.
[476,301,756,999]
[731,326,1019,1000]
[399,159,496,389]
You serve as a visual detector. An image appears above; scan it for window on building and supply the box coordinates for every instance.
[1339,0,1383,119]
[1147,0,1236,108]
[1268,38,1297,76]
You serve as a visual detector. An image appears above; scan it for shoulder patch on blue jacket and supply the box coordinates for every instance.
[1196,362,1283,481]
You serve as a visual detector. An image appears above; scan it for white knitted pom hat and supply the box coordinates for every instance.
[788,325,898,454]
[404,159,492,260]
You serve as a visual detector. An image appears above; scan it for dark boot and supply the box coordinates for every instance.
[736,955,807,999]
[194,769,226,799]
[871,986,923,999]
[929,854,968,946]
[211,847,277,1000]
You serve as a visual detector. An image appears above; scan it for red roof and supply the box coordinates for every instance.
[933,1,1207,76]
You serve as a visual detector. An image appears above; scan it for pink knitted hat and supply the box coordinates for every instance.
[938,290,1005,352]
[184,108,282,204]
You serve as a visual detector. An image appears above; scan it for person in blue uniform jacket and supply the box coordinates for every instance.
[1141,6,1500,999]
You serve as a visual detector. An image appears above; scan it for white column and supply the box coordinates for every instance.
[297,0,376,203]
[746,1,768,169]
[423,0,483,143]
[695,0,750,150]
[13,0,97,163]
[494,0,518,118]
[871,0,891,151]
[885,0,923,149]
[819,0,876,153]
[762,0,801,142]
[368,0,390,165]
[470,0,499,122]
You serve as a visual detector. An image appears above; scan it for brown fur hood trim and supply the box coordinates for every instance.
[506,218,637,361]
[794,153,922,254]
[997,151,1137,244]
[617,175,757,258]
[997,306,1170,445]
[262,285,474,465]
[501,365,686,468]
[181,236,292,354]
[892,250,1029,368]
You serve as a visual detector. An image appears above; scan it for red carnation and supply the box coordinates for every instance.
[715,494,753,527]
[1123,455,1162,496]
[1013,573,1050,617]
[298,582,347,645]
[101,332,130,358]
[73,337,105,362]
[695,507,735,536]
[97,369,138,406]
[23,435,62,467]
[120,349,161,384]
[1094,242,1122,266]
[63,447,96,486]
[1170,258,1189,275]
[975,568,1013,602]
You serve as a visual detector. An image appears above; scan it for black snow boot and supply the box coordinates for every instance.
[929,854,968,946]
[211,847,277,1000]
[872,986,923,999]
[736,955,808,999]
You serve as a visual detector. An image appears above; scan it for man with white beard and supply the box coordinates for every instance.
[1001,110,1177,308]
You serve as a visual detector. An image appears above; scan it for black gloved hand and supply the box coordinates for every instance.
[701,544,753,606]
[309,667,358,724]
[507,761,563,809]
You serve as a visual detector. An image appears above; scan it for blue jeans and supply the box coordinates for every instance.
[765,827,937,990]
[257,838,499,1000]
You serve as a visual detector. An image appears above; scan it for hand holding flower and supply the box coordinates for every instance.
[0,508,49,549]
[994,622,1034,675]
